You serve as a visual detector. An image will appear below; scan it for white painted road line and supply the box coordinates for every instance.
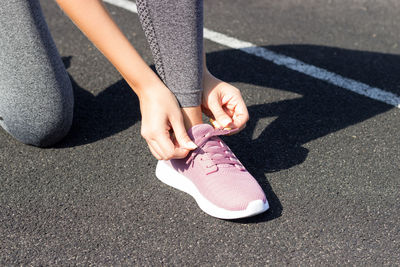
[103,0,137,13]
[204,29,400,108]
[104,0,400,108]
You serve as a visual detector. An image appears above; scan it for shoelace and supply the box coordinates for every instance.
[185,128,245,171]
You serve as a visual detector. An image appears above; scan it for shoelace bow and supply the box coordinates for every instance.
[185,128,245,171]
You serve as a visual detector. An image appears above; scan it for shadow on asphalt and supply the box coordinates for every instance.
[56,44,397,223]
[209,45,395,223]
[55,56,141,148]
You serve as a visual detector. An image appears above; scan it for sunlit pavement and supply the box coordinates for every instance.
[1,1,399,265]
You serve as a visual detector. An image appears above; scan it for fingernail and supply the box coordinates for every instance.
[186,141,198,149]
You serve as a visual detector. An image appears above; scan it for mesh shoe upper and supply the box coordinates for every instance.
[167,124,266,211]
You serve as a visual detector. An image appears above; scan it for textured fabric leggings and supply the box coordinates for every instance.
[136,0,204,107]
[0,0,74,147]
[0,0,203,147]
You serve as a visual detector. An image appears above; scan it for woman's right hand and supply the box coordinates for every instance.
[55,0,197,160]
[138,83,197,160]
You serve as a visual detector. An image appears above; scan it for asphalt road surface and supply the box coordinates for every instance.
[1,0,400,265]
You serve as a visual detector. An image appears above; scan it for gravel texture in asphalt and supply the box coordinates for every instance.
[1,0,399,265]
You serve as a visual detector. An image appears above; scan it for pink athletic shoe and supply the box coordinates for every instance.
[155,124,269,219]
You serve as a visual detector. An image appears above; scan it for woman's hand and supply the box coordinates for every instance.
[201,71,249,131]
[138,83,197,160]
[56,0,197,160]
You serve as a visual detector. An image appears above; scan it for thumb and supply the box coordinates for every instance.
[170,116,198,150]
[209,100,232,128]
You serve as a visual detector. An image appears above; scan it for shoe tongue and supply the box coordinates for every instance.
[187,124,215,143]
[188,124,236,168]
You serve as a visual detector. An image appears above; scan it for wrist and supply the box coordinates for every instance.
[136,80,173,104]
[126,69,164,100]
[203,70,222,90]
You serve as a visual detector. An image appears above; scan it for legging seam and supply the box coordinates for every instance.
[136,0,168,85]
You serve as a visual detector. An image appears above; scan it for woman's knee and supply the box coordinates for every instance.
[0,83,74,148]
[0,0,74,147]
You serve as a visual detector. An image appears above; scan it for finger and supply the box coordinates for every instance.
[201,107,221,129]
[169,132,191,158]
[154,132,184,160]
[171,147,191,159]
[209,118,223,129]
[151,137,189,160]
[208,97,233,128]
[225,123,246,136]
[147,143,162,160]
[232,113,249,129]
[149,139,166,159]
[170,116,197,150]
[222,105,235,118]
[231,102,249,129]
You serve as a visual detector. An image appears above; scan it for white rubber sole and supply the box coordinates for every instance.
[155,160,269,219]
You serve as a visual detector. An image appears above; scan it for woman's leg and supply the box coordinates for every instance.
[136,0,204,120]
[136,0,268,219]
[0,0,74,147]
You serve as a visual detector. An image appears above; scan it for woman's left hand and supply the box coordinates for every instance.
[201,71,249,131]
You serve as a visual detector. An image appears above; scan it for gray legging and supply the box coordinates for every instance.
[0,0,203,147]
[0,0,74,147]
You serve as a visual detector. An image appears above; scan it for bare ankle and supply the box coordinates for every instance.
[181,106,203,130]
